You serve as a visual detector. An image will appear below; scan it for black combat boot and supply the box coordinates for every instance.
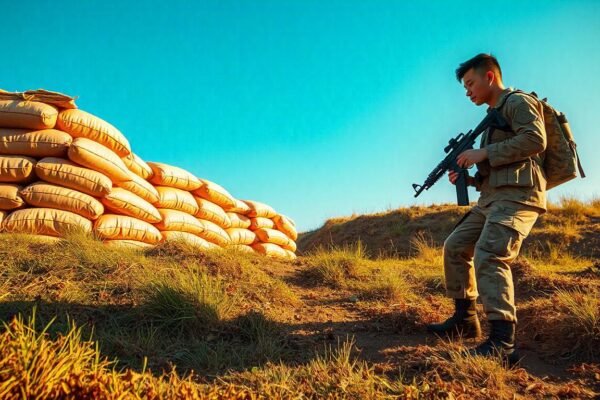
[467,320,520,366]
[426,299,481,339]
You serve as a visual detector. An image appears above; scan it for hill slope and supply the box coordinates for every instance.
[298,198,600,259]
[0,200,598,399]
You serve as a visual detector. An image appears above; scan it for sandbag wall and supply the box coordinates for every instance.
[0,90,297,260]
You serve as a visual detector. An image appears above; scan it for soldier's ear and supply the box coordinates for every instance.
[486,71,495,85]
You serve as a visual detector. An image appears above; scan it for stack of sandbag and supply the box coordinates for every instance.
[147,162,218,251]
[0,89,298,259]
[240,200,298,260]
[0,93,97,241]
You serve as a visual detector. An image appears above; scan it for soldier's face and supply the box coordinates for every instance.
[462,68,492,106]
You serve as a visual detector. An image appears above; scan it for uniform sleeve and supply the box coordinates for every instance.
[485,95,546,168]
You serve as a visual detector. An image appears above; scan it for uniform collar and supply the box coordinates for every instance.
[488,87,514,111]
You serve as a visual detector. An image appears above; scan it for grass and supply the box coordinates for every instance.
[1,196,599,398]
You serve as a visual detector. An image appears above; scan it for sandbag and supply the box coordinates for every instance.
[0,89,77,110]
[195,197,231,228]
[101,187,161,223]
[3,208,92,237]
[20,182,104,220]
[224,198,251,214]
[226,228,256,245]
[148,162,201,191]
[193,179,236,209]
[228,244,255,254]
[0,184,25,210]
[57,108,131,157]
[35,157,112,197]
[68,138,130,183]
[104,239,154,250]
[196,219,230,247]
[254,228,296,251]
[161,231,219,250]
[273,214,298,241]
[284,249,297,260]
[122,152,153,179]
[227,212,251,229]
[154,209,205,236]
[0,155,36,183]
[251,242,288,259]
[117,171,159,204]
[0,100,58,129]
[0,128,72,157]
[155,186,198,215]
[244,200,277,218]
[249,217,275,230]
[94,214,162,244]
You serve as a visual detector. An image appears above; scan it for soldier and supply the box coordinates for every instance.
[426,53,547,365]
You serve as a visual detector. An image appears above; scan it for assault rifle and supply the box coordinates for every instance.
[412,108,510,206]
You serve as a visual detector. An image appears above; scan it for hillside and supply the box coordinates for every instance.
[0,199,598,398]
[298,198,600,259]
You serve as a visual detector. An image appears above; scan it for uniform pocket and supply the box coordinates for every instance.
[487,201,539,237]
[489,159,534,188]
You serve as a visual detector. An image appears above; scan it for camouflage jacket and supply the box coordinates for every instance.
[474,87,548,212]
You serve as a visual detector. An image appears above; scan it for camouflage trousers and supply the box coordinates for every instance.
[443,200,539,322]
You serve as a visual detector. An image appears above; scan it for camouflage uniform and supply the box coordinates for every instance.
[444,87,547,322]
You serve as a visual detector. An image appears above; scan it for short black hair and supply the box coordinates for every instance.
[455,53,502,82]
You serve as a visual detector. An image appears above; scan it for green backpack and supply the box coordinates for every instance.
[500,90,586,190]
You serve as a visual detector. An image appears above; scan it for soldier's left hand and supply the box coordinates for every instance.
[457,149,488,168]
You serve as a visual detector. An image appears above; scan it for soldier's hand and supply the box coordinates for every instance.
[457,148,488,168]
[448,171,476,186]
[448,170,460,184]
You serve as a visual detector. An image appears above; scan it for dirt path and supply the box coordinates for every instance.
[267,261,575,384]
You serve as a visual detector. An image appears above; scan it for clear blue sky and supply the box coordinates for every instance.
[3,1,599,232]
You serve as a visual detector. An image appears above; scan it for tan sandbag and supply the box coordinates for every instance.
[0,100,58,129]
[155,186,198,215]
[101,187,161,223]
[161,230,219,250]
[0,128,72,157]
[254,228,295,250]
[94,214,161,244]
[0,89,77,109]
[117,171,159,204]
[0,184,25,210]
[195,197,231,228]
[224,198,251,214]
[251,242,288,259]
[35,157,112,197]
[227,212,251,229]
[228,244,255,254]
[193,179,236,209]
[104,239,154,250]
[0,155,36,183]
[148,162,201,191]
[122,152,153,180]
[244,200,277,218]
[273,214,298,241]
[57,109,131,157]
[284,249,297,260]
[68,138,130,183]
[196,219,230,247]
[226,228,256,245]
[154,209,205,235]
[249,217,275,230]
[3,208,92,237]
[20,182,104,220]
